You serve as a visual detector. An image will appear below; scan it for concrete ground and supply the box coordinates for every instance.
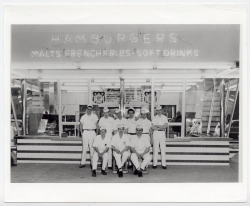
[11,154,238,183]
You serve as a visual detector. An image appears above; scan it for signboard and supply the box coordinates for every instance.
[92,91,105,104]
[11,25,239,65]
[106,89,120,104]
[125,88,143,104]
[91,88,160,105]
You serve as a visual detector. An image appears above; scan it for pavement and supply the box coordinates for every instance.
[11,154,238,183]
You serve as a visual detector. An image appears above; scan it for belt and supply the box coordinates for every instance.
[128,133,136,135]
[142,133,149,134]
[154,130,166,132]
[83,129,95,131]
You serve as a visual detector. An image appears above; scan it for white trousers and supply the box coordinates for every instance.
[113,151,130,169]
[81,131,96,165]
[131,152,151,170]
[92,151,108,171]
[153,131,166,166]
[106,131,113,167]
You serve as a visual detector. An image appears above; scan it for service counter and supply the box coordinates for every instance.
[15,135,233,166]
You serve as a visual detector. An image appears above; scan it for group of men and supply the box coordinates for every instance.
[79,104,168,178]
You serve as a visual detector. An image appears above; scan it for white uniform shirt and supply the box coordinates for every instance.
[111,133,130,151]
[80,113,98,129]
[152,114,168,128]
[127,117,137,133]
[136,118,152,133]
[113,117,128,131]
[98,116,115,132]
[130,135,151,153]
[92,135,110,153]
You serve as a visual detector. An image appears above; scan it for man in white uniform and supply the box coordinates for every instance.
[113,109,128,134]
[126,107,137,138]
[136,109,152,144]
[98,106,114,168]
[130,125,151,177]
[79,104,99,168]
[111,124,130,177]
[152,105,168,169]
[92,127,110,177]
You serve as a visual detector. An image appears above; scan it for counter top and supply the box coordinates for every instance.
[15,135,232,142]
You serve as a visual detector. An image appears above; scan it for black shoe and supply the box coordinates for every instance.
[133,169,139,175]
[92,170,96,177]
[79,164,85,168]
[152,166,157,169]
[118,171,123,177]
[101,170,107,175]
[162,166,167,169]
[138,171,143,177]
[108,167,113,170]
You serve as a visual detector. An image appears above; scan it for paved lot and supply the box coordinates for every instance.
[11,154,238,183]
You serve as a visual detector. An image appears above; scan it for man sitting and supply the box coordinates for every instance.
[130,125,151,177]
[111,124,130,177]
[92,127,110,177]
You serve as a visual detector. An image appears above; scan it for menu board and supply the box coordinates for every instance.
[106,89,120,103]
[92,88,160,105]
[125,88,143,104]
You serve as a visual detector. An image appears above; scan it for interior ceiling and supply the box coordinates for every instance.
[11,67,239,80]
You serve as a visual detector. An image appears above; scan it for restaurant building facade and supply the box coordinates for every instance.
[10,24,240,166]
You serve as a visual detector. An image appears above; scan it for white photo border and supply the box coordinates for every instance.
[2,2,248,203]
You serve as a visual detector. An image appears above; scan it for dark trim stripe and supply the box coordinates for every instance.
[165,160,229,163]
[17,143,229,148]
[166,145,229,148]
[17,158,229,163]
[17,158,84,161]
[17,150,230,156]
[17,143,82,146]
[165,152,229,155]
[229,151,239,154]
[18,150,82,154]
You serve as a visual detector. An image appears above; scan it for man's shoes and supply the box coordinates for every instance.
[101,170,107,175]
[152,166,157,169]
[92,170,96,177]
[162,166,167,169]
[138,170,143,177]
[79,164,85,168]
[108,167,113,170]
[133,169,139,175]
[118,170,123,178]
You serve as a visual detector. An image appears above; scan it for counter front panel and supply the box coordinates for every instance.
[16,136,231,165]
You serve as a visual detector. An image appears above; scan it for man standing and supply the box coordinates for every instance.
[111,124,130,177]
[152,105,168,169]
[113,108,128,134]
[126,107,137,138]
[130,125,151,177]
[136,108,152,144]
[92,127,110,177]
[98,106,114,168]
[79,104,99,168]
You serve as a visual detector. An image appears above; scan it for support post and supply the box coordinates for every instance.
[21,79,27,135]
[11,94,20,136]
[181,79,186,137]
[220,79,225,137]
[57,79,62,137]
[88,79,92,105]
[120,78,125,116]
[151,78,155,121]
[227,79,239,137]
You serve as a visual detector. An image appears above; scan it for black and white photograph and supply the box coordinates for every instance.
[2,3,248,204]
